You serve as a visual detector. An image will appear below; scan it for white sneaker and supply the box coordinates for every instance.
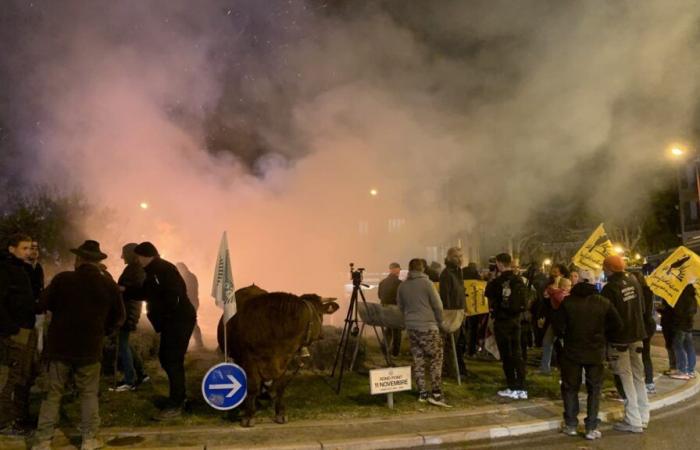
[516,390,528,400]
[497,388,514,398]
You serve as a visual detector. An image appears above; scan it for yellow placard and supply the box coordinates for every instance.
[464,280,488,316]
[647,246,700,307]
[572,223,613,272]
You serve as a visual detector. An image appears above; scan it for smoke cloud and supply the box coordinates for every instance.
[2,0,699,342]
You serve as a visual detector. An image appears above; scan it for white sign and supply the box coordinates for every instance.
[369,366,412,395]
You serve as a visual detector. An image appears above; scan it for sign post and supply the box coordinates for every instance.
[369,366,412,409]
[202,362,247,411]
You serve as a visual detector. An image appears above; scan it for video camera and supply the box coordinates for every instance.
[349,263,365,287]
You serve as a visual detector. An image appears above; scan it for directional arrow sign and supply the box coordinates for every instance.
[201,362,247,410]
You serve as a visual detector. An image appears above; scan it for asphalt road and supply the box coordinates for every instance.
[437,335,700,450]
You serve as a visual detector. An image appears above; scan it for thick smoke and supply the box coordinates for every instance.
[2,0,699,342]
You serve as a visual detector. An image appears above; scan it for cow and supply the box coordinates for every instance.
[216,284,269,350]
[217,288,339,427]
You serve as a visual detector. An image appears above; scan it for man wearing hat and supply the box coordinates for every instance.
[133,241,196,420]
[552,270,622,440]
[600,255,650,433]
[32,240,125,450]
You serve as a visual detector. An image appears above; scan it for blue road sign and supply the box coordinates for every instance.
[201,362,247,410]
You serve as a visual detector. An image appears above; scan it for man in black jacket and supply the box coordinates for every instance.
[112,243,148,392]
[378,262,402,357]
[440,247,467,377]
[134,242,196,420]
[32,240,125,450]
[600,255,649,433]
[669,284,697,380]
[553,276,623,440]
[0,234,36,436]
[486,253,527,400]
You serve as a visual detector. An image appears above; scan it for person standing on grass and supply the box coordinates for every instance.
[486,253,528,400]
[32,240,124,450]
[668,284,697,381]
[397,258,451,407]
[439,247,467,377]
[552,271,623,440]
[378,262,403,357]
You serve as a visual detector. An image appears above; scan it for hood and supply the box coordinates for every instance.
[570,282,599,298]
[407,270,429,280]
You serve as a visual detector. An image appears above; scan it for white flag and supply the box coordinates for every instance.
[212,231,236,324]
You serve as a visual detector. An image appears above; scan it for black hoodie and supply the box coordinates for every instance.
[0,252,36,336]
[673,284,698,332]
[439,260,466,310]
[601,272,647,344]
[552,282,623,364]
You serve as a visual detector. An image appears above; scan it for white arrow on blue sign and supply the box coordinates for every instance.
[201,362,247,410]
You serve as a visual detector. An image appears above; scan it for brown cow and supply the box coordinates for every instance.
[216,284,268,351]
[222,292,338,427]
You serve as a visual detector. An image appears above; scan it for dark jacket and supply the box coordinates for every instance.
[141,258,196,333]
[462,265,482,280]
[439,261,466,310]
[378,273,401,306]
[26,262,44,300]
[658,298,675,332]
[601,272,647,344]
[486,270,522,322]
[118,263,146,331]
[673,284,698,331]
[41,263,125,364]
[0,252,36,336]
[552,282,623,364]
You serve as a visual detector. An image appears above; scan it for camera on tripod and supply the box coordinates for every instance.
[349,263,365,288]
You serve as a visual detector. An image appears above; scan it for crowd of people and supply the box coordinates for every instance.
[0,234,202,450]
[378,247,697,441]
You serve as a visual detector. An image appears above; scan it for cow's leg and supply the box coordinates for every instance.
[241,369,261,428]
[273,375,289,424]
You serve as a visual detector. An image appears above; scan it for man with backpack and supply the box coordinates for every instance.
[486,253,528,400]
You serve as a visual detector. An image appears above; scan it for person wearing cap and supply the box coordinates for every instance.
[32,240,125,450]
[378,262,403,357]
[600,255,650,433]
[110,243,149,392]
[552,270,623,440]
[133,242,196,420]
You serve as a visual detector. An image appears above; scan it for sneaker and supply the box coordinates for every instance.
[688,371,697,379]
[613,421,643,433]
[418,391,429,403]
[585,429,602,440]
[109,382,136,392]
[517,390,528,400]
[642,422,648,429]
[136,374,151,386]
[81,437,104,450]
[153,407,183,421]
[561,425,578,436]
[427,392,453,408]
[497,388,514,398]
[670,373,691,381]
[646,383,657,394]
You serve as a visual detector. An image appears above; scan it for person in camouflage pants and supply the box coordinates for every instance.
[407,329,444,394]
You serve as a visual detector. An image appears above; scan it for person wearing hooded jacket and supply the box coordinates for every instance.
[552,273,623,440]
[111,243,148,392]
[600,255,649,433]
[668,284,697,380]
[133,242,196,420]
[439,247,467,377]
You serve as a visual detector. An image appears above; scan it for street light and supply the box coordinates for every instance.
[613,245,625,255]
[671,147,685,157]
[543,258,552,266]
[139,202,149,210]
[369,189,378,197]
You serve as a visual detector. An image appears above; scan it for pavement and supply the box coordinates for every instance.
[2,347,699,450]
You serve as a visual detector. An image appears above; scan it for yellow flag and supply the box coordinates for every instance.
[572,223,613,272]
[647,246,700,306]
[464,280,489,316]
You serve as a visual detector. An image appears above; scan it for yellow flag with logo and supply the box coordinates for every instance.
[572,223,613,272]
[647,246,700,307]
[464,280,489,316]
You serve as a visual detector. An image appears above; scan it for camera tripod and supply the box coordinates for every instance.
[330,263,390,394]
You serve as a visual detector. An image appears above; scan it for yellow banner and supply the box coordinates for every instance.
[464,280,488,316]
[647,246,700,307]
[572,223,613,272]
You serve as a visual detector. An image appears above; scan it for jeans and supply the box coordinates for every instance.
[540,325,554,372]
[662,325,676,370]
[642,337,654,384]
[34,361,101,444]
[608,342,650,427]
[382,327,402,357]
[494,320,526,390]
[673,330,696,374]
[159,315,196,406]
[560,355,603,431]
[118,328,144,385]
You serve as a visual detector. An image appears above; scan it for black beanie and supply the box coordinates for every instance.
[134,241,159,257]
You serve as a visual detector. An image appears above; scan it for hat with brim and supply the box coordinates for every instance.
[70,240,107,261]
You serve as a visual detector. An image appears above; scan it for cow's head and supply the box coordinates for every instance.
[300,294,340,341]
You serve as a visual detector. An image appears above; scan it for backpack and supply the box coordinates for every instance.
[501,276,528,315]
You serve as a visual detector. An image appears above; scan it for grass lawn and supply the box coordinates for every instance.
[53,331,617,428]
